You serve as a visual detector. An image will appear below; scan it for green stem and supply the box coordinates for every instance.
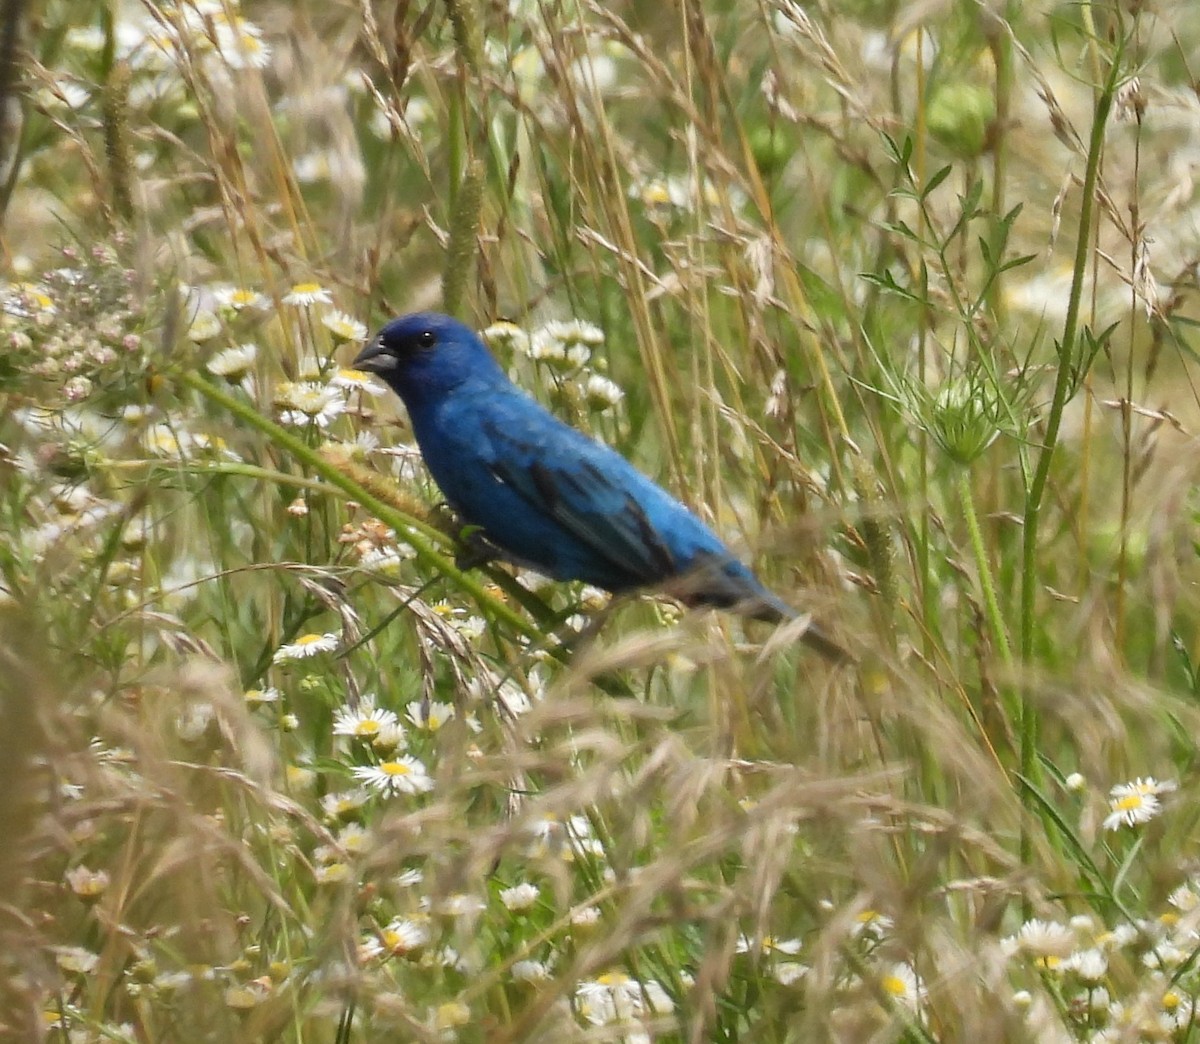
[1018,46,1119,867]
[958,471,1013,674]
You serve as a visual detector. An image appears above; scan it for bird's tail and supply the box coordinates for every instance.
[747,590,854,665]
[669,555,853,664]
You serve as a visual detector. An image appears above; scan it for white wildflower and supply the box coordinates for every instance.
[282,282,333,307]
[351,756,434,796]
[273,632,339,662]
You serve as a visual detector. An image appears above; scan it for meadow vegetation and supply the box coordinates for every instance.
[3,0,1200,1040]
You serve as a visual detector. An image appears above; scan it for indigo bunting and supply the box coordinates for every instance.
[352,312,846,661]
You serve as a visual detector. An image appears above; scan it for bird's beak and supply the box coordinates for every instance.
[350,335,395,373]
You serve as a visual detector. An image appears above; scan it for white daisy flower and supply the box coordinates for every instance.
[359,547,408,576]
[482,320,531,353]
[584,373,624,410]
[539,318,604,347]
[1142,941,1187,969]
[206,342,257,381]
[499,883,540,911]
[380,917,430,954]
[1168,882,1200,913]
[314,861,351,884]
[273,631,338,662]
[332,697,403,744]
[631,175,690,210]
[282,282,333,307]
[275,381,346,428]
[1116,777,1177,797]
[244,687,281,707]
[405,700,455,731]
[187,310,222,342]
[512,959,550,982]
[329,367,385,396]
[1002,918,1075,958]
[38,80,91,111]
[527,329,567,363]
[351,756,434,796]
[65,26,106,51]
[54,946,100,975]
[357,935,384,962]
[64,865,110,899]
[454,615,487,641]
[570,906,601,928]
[773,961,809,985]
[321,310,368,343]
[395,867,424,888]
[213,285,269,313]
[213,15,271,70]
[1103,789,1163,831]
[1095,923,1139,949]
[879,963,924,1009]
[320,789,371,820]
[190,432,241,460]
[1063,948,1108,982]
[347,429,381,456]
[143,423,194,458]
[576,972,674,1027]
[525,813,605,862]
[436,893,486,918]
[284,763,314,796]
[372,719,405,752]
[120,404,155,426]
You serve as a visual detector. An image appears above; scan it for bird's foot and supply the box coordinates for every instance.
[453,526,500,572]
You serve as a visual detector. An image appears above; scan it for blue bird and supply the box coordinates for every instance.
[352,312,846,661]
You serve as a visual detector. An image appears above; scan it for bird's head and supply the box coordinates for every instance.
[351,312,504,406]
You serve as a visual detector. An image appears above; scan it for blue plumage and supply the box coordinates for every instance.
[352,312,844,659]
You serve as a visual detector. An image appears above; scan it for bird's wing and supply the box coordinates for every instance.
[478,411,680,588]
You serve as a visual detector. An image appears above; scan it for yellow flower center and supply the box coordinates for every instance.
[17,284,53,309]
[381,762,411,777]
[642,183,671,205]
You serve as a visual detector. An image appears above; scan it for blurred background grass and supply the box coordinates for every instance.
[4,0,1200,1040]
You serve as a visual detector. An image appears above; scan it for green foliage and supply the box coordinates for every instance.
[3,0,1200,1041]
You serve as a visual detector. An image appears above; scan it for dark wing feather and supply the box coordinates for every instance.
[481,419,678,588]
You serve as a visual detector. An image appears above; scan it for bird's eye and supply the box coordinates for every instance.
[418,330,436,348]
